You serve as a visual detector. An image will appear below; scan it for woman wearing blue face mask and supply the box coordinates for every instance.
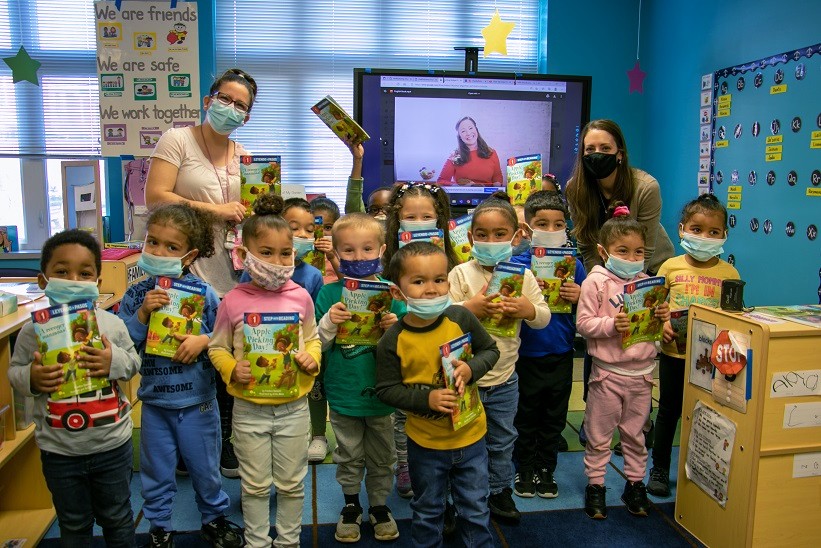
[146,68,257,481]
[146,68,257,299]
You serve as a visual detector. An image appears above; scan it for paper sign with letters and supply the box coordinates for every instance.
[783,403,821,429]
[770,370,821,398]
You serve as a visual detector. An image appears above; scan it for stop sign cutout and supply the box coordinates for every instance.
[710,330,747,377]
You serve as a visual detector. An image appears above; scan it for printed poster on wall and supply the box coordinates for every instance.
[685,401,736,508]
[95,1,200,156]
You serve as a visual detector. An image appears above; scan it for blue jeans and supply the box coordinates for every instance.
[407,438,493,548]
[41,439,136,547]
[140,400,229,530]
[479,372,519,494]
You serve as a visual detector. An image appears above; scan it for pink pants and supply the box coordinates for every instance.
[583,367,653,484]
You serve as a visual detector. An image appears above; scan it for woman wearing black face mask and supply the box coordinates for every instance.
[565,119,673,275]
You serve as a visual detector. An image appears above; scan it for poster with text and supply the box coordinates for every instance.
[685,401,736,508]
[96,1,200,156]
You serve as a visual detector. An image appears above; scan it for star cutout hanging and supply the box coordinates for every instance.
[627,60,647,94]
[3,46,41,86]
[481,9,515,57]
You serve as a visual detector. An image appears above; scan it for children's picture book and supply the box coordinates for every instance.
[481,261,526,338]
[240,156,282,216]
[31,300,109,400]
[303,215,326,275]
[337,278,392,346]
[146,277,206,358]
[440,333,483,431]
[689,318,716,392]
[0,225,19,253]
[753,305,821,329]
[531,247,577,313]
[311,95,370,146]
[669,309,689,354]
[242,312,302,398]
[448,214,472,264]
[621,276,669,349]
[506,154,541,206]
[398,228,445,249]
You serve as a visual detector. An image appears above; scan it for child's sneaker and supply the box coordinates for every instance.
[368,505,399,541]
[307,436,328,463]
[149,527,174,548]
[613,442,623,456]
[200,516,244,548]
[220,439,239,478]
[584,484,607,519]
[513,470,536,498]
[488,487,521,523]
[335,504,363,543]
[395,463,413,498]
[622,480,650,516]
[535,468,558,499]
[647,467,671,497]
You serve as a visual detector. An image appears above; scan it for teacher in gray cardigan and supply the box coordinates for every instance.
[565,119,674,275]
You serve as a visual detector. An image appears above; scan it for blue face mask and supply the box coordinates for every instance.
[206,101,246,135]
[138,251,188,278]
[603,251,644,280]
[43,277,100,306]
[404,293,452,320]
[471,240,513,266]
[293,237,314,260]
[680,232,726,262]
[399,219,438,232]
[337,256,383,278]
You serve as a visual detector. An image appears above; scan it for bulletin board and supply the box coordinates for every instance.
[699,43,820,306]
[95,1,201,157]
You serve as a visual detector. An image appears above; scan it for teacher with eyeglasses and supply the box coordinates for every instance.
[146,68,256,298]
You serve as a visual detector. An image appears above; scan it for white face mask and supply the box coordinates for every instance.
[531,228,568,249]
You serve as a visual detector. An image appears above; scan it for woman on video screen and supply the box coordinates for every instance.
[437,116,503,187]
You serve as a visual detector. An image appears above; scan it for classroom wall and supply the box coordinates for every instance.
[639,0,821,304]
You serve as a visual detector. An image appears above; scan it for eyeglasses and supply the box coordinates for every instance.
[212,92,251,115]
[366,205,388,215]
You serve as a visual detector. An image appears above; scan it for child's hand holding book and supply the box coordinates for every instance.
[429,388,458,414]
[80,335,113,378]
[615,311,630,334]
[294,351,318,375]
[172,333,210,364]
[463,283,502,320]
[662,320,676,344]
[30,351,62,393]
[379,312,399,330]
[558,281,581,304]
[233,359,252,384]
[451,359,473,395]
[328,302,352,325]
[138,288,170,324]
[654,301,671,322]
[500,294,536,321]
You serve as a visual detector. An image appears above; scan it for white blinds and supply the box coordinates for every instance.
[215,0,540,208]
[0,0,100,156]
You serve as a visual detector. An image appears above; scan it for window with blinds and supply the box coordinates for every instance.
[0,0,100,156]
[215,1,540,209]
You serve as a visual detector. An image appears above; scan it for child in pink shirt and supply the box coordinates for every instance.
[576,203,669,520]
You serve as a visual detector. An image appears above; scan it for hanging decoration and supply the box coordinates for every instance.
[3,46,42,86]
[481,9,515,57]
[627,0,647,94]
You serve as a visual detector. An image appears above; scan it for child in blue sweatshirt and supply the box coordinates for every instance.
[118,204,242,547]
[510,191,586,499]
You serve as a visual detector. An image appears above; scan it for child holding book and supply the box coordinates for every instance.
[310,196,342,283]
[380,181,460,502]
[648,194,739,497]
[315,212,405,542]
[509,191,586,499]
[117,204,242,547]
[448,192,551,523]
[8,229,141,546]
[376,242,499,546]
[208,193,321,548]
[576,204,670,520]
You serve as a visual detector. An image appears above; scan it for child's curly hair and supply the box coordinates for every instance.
[147,203,217,261]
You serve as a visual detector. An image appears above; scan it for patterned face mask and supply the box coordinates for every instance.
[243,250,295,291]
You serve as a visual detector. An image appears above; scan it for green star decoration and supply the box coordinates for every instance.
[3,46,42,85]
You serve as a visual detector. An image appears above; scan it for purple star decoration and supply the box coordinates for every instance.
[627,60,647,94]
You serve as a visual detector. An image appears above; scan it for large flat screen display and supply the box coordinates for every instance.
[354,69,591,209]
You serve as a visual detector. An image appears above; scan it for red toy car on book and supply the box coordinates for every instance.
[47,385,129,432]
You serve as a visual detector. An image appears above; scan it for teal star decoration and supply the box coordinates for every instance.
[3,46,42,85]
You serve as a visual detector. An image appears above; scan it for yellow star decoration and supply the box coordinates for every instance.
[481,9,516,57]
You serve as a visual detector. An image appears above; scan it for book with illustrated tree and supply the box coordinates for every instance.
[31,300,109,400]
[448,214,473,264]
[481,261,526,338]
[242,312,302,398]
[303,215,326,275]
[240,156,281,216]
[506,154,541,206]
[440,333,483,431]
[311,96,370,146]
[531,247,577,313]
[622,276,669,349]
[146,277,206,358]
[337,278,392,346]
